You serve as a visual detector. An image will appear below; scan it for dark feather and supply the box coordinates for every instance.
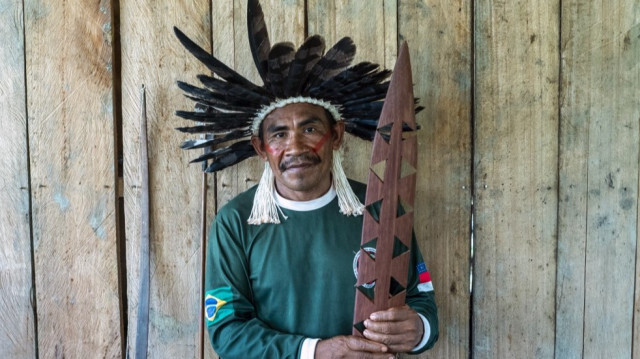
[333,69,391,94]
[205,149,257,172]
[341,83,390,105]
[303,37,356,92]
[180,129,252,150]
[189,140,256,172]
[247,0,271,85]
[266,42,296,97]
[344,123,376,141]
[190,140,247,162]
[174,27,267,95]
[283,35,326,97]
[175,120,252,133]
[177,81,264,109]
[175,110,253,123]
[197,74,272,105]
[307,62,380,97]
[340,101,384,118]
[345,117,379,129]
[184,95,259,113]
[311,69,391,101]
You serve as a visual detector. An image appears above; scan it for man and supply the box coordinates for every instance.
[203,102,437,358]
[173,1,438,357]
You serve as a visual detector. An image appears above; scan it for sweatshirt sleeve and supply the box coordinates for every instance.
[204,208,304,359]
[404,232,439,353]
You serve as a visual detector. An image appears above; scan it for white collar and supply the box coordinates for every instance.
[273,185,337,211]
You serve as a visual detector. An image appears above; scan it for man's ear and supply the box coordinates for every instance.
[251,136,268,160]
[332,121,346,150]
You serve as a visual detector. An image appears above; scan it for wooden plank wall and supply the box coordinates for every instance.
[0,1,35,357]
[1,0,639,358]
[473,1,559,358]
[22,0,121,358]
[398,1,472,358]
[557,2,640,358]
[120,1,210,357]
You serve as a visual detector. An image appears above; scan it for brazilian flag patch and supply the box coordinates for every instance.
[204,287,233,326]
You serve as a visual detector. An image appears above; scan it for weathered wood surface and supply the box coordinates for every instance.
[472,1,559,358]
[4,0,640,358]
[120,0,210,357]
[0,1,35,358]
[203,2,236,357]
[557,2,640,358]
[399,0,472,358]
[24,0,120,357]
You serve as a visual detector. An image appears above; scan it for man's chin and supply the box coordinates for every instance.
[277,176,317,193]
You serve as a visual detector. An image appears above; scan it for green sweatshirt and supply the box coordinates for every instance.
[205,181,438,358]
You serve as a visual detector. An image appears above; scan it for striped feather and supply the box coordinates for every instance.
[177,81,264,109]
[197,74,272,105]
[307,62,380,97]
[303,37,356,92]
[247,0,271,85]
[283,35,326,97]
[266,42,296,97]
[174,27,266,95]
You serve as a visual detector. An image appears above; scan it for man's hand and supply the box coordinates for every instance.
[361,305,424,353]
[314,335,395,359]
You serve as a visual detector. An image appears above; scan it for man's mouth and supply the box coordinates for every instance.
[281,161,315,171]
[279,155,321,172]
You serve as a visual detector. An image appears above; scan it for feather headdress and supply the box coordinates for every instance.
[174,0,422,224]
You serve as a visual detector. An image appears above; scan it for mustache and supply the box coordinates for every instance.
[279,153,321,172]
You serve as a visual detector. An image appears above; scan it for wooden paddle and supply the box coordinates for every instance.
[353,42,419,335]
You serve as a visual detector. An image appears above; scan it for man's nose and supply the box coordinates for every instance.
[284,131,308,155]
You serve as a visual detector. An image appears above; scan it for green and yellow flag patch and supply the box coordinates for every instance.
[204,287,233,326]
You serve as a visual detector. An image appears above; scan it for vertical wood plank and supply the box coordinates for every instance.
[204,1,237,356]
[120,1,210,357]
[558,2,640,358]
[24,0,120,357]
[0,1,35,357]
[472,1,559,358]
[555,1,588,356]
[307,0,392,183]
[399,0,472,358]
[216,0,305,209]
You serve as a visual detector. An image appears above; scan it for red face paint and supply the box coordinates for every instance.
[312,129,333,153]
[264,142,279,156]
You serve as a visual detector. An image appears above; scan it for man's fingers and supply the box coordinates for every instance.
[364,318,406,334]
[362,330,405,345]
[369,305,413,321]
[362,330,414,354]
[315,336,395,359]
[345,336,389,353]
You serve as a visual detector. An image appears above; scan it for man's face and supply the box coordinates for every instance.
[251,103,345,201]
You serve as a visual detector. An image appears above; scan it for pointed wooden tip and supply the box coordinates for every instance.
[377,41,416,129]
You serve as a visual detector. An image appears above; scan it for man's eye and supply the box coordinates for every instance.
[272,132,285,139]
[304,127,316,133]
